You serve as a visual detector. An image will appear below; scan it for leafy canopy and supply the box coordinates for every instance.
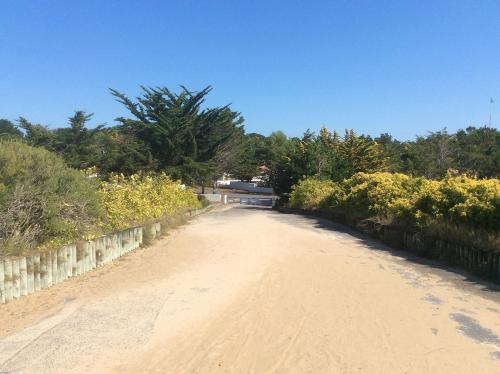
[111,85,244,185]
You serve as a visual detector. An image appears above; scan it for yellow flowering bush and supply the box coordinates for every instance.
[436,175,499,229]
[99,173,201,230]
[342,172,414,217]
[288,172,500,233]
[288,178,343,210]
[405,178,444,223]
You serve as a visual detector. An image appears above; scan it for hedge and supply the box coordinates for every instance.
[288,173,500,252]
[0,141,201,256]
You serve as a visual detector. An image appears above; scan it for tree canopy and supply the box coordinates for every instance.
[110,85,244,186]
[3,85,498,194]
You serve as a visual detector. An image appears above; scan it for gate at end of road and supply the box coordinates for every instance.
[239,197,275,207]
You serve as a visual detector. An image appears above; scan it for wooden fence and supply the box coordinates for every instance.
[0,207,208,304]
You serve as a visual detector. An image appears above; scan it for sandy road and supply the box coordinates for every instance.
[1,206,500,373]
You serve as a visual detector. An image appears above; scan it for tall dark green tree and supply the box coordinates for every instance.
[19,112,154,174]
[0,119,23,139]
[230,133,274,181]
[51,111,105,168]
[336,129,388,175]
[454,126,500,178]
[110,86,244,187]
[18,117,53,147]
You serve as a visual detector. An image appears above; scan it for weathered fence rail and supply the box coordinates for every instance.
[0,207,209,304]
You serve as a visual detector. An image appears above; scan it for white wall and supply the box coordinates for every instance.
[198,194,222,202]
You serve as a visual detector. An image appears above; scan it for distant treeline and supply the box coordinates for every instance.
[0,85,498,196]
[247,126,500,196]
[0,86,245,190]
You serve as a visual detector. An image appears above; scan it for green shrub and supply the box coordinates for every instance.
[198,195,211,208]
[0,142,203,256]
[98,173,201,230]
[0,140,103,255]
[288,178,343,209]
[342,172,413,218]
[438,175,499,230]
[288,172,500,251]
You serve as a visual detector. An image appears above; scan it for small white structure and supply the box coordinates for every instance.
[226,181,274,194]
[198,194,222,203]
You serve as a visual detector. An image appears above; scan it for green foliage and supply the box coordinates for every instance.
[420,175,499,230]
[0,119,23,139]
[0,141,201,256]
[377,126,500,179]
[10,86,498,192]
[270,126,500,198]
[230,133,269,181]
[454,127,500,178]
[111,85,244,185]
[90,129,156,174]
[19,113,155,174]
[288,178,343,210]
[2,83,499,257]
[287,172,500,251]
[268,128,389,196]
[198,195,211,208]
[18,117,54,147]
[342,172,414,218]
[336,130,388,175]
[46,111,105,169]
[0,140,104,255]
[99,173,201,230]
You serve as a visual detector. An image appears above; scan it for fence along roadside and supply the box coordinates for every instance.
[0,206,210,304]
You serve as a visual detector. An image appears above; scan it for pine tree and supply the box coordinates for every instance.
[337,129,388,175]
[110,86,244,186]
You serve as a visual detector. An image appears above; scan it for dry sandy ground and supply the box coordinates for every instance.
[1,206,500,373]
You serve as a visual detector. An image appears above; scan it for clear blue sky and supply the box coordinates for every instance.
[1,0,498,140]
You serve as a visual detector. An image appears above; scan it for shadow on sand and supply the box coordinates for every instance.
[272,208,500,299]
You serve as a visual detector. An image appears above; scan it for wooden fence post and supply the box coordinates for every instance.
[26,255,35,293]
[45,251,52,285]
[0,260,5,303]
[76,242,84,276]
[12,258,20,299]
[4,259,13,302]
[51,250,58,285]
[57,248,65,282]
[96,237,103,267]
[19,257,28,296]
[91,241,97,269]
[85,242,92,272]
[40,252,48,289]
[82,243,88,273]
[103,237,110,264]
[33,253,41,291]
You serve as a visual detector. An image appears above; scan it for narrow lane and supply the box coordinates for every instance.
[1,206,499,373]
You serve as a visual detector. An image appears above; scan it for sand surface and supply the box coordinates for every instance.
[1,206,500,373]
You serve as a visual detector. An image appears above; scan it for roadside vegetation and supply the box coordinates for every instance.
[1,89,498,191]
[288,173,500,252]
[99,173,200,231]
[0,140,200,256]
[1,84,499,256]
[0,140,103,255]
